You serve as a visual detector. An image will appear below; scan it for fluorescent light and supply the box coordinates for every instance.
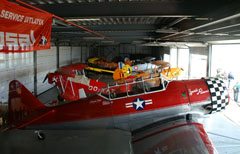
[156,29,178,33]
[66,18,100,21]
[83,37,104,40]
[101,41,114,43]
[195,18,210,21]
[141,41,207,47]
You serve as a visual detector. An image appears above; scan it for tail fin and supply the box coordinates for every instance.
[8,80,46,127]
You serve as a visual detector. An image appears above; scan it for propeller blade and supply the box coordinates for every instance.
[43,73,48,83]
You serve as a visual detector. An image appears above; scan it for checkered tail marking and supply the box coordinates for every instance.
[205,78,229,113]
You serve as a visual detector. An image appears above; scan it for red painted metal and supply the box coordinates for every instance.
[47,63,108,101]
[133,122,216,154]
[56,63,89,77]
[184,79,210,104]
[14,110,56,129]
[196,123,217,154]
[132,122,202,143]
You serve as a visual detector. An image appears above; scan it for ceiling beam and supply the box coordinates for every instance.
[34,1,227,17]
[52,24,158,32]
[159,0,240,39]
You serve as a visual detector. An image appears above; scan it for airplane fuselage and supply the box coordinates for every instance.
[7,78,228,132]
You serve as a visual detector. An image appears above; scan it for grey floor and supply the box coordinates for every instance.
[1,88,240,154]
[202,101,240,154]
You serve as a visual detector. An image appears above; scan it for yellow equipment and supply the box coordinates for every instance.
[161,67,183,78]
[86,67,114,73]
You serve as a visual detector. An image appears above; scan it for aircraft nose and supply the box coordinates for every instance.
[204,78,229,114]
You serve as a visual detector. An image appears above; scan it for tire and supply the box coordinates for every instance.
[37,132,45,140]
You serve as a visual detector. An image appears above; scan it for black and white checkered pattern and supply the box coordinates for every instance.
[205,78,229,113]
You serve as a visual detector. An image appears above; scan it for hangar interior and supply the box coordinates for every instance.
[1,0,240,101]
[1,0,240,153]
[0,45,210,102]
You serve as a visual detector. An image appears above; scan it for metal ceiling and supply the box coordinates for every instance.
[15,0,240,46]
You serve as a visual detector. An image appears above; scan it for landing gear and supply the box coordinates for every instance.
[35,130,45,140]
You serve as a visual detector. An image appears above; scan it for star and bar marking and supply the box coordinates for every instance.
[125,98,152,110]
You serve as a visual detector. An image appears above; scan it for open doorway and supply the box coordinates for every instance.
[211,44,240,89]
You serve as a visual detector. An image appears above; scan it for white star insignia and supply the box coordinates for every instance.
[133,98,144,110]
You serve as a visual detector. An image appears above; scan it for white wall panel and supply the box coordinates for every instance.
[0,52,33,103]
[36,47,57,95]
[72,47,81,63]
[60,46,71,67]
[81,47,87,63]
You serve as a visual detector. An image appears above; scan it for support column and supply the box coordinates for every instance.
[56,44,60,69]
[207,45,212,77]
[70,45,73,64]
[81,46,83,62]
[176,47,179,80]
[188,48,191,79]
[33,51,37,96]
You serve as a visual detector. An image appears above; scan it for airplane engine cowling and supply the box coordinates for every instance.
[204,77,229,114]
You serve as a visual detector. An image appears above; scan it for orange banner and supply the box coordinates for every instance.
[0,0,52,53]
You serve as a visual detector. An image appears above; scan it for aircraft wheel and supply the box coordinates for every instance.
[35,131,45,140]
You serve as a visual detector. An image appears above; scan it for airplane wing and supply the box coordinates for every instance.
[0,129,132,154]
[1,115,217,154]
[132,116,217,154]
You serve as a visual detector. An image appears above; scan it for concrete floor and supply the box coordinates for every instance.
[202,101,240,154]
[1,88,240,154]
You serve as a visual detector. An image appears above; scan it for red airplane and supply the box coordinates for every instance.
[44,63,135,101]
[44,63,109,101]
[4,77,229,153]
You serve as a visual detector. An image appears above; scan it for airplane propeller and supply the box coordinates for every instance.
[43,73,49,83]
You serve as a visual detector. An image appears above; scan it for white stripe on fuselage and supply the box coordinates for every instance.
[125,99,152,108]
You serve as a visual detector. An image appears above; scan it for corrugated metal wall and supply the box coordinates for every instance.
[97,45,153,61]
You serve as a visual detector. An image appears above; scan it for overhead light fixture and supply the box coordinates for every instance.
[66,18,101,21]
[141,41,207,47]
[83,37,104,40]
[195,18,210,21]
[132,40,146,44]
[101,41,114,43]
[156,28,179,33]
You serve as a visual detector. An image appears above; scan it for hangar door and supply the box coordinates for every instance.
[211,44,240,81]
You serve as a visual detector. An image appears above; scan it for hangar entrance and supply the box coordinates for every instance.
[211,44,240,87]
